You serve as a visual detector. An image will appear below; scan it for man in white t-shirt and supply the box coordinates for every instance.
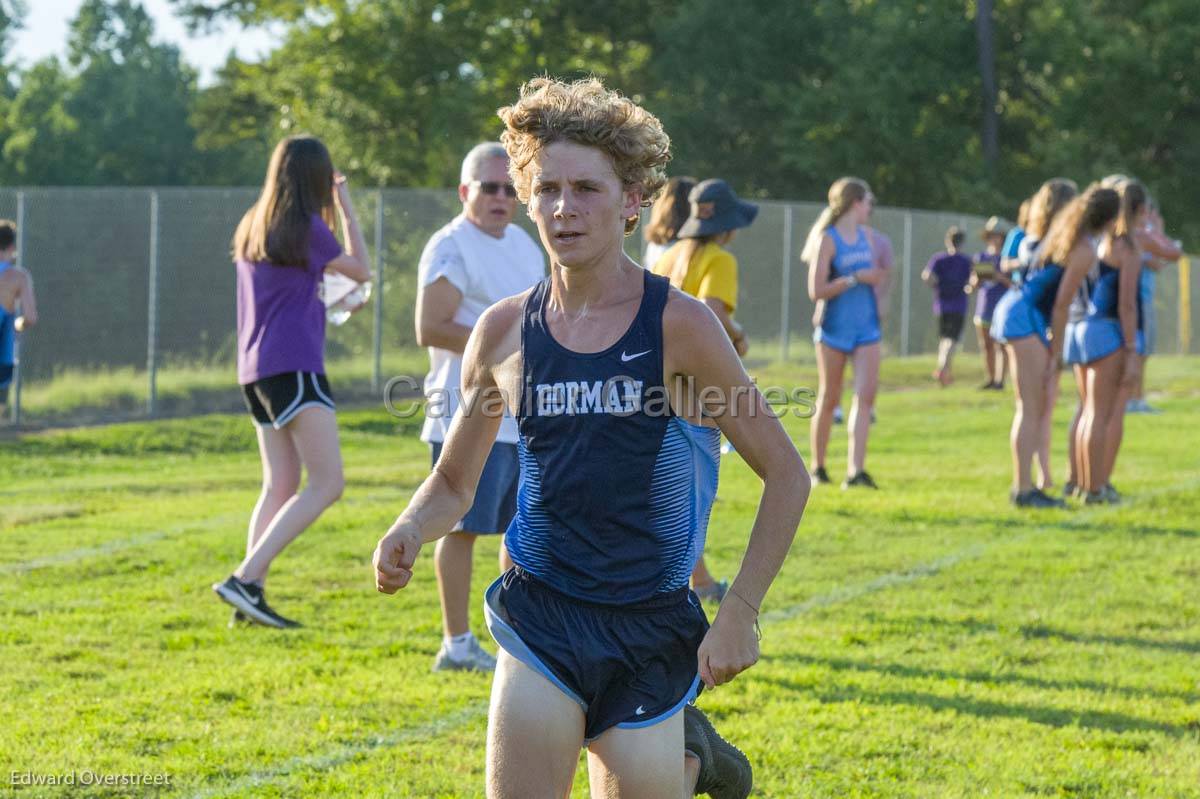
[415,142,545,672]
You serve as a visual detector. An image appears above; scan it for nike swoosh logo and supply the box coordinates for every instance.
[634,705,647,716]
[621,350,651,362]
[234,583,261,606]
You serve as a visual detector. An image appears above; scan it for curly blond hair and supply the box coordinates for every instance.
[497,77,671,235]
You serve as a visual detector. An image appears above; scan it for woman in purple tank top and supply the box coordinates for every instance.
[212,136,373,628]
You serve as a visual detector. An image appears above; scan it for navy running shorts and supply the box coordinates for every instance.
[485,567,708,742]
[431,440,518,535]
[241,371,334,429]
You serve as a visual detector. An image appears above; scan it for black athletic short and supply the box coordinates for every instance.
[485,567,708,742]
[241,371,334,428]
[938,312,966,341]
[0,364,11,404]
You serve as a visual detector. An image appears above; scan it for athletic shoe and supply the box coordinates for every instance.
[432,637,497,673]
[812,466,832,485]
[1011,489,1066,509]
[1062,481,1078,500]
[1102,483,1122,504]
[1083,490,1107,505]
[832,406,844,424]
[684,704,752,799]
[979,381,996,390]
[694,580,729,604]
[842,471,878,490]
[212,575,301,629]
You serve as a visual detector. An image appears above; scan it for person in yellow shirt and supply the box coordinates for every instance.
[654,179,756,357]
[652,178,758,603]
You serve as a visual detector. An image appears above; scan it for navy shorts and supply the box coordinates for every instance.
[241,371,334,429]
[485,567,708,742]
[431,441,518,535]
[0,364,11,404]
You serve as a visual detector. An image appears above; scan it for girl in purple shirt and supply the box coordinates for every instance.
[213,136,372,628]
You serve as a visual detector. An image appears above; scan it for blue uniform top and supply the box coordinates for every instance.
[1087,262,1121,320]
[0,261,14,366]
[507,270,721,605]
[1021,260,1065,321]
[821,226,879,333]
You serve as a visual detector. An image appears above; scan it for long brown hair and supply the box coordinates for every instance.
[644,176,697,246]
[1016,198,1031,229]
[663,233,721,290]
[234,136,336,267]
[801,177,870,265]
[1112,178,1147,241]
[1041,183,1120,265]
[1025,178,1077,241]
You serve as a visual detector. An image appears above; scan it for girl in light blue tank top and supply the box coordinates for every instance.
[803,176,884,489]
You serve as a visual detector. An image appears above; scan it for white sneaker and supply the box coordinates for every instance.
[432,637,497,673]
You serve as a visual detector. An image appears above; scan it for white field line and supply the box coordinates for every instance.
[183,702,489,799]
[0,512,246,576]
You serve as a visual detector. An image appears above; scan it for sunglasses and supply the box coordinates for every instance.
[471,181,518,198]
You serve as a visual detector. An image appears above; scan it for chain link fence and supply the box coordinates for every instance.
[1,188,1194,427]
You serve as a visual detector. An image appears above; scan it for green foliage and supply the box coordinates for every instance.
[1,0,200,185]
[4,0,1199,241]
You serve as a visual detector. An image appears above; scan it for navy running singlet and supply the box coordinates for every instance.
[506,270,721,605]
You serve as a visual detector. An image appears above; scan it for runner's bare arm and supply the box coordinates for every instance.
[664,293,810,686]
[17,268,37,326]
[373,298,522,594]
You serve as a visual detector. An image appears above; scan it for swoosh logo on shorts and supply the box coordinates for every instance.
[621,350,651,362]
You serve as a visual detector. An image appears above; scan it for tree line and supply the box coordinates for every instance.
[1,0,1196,241]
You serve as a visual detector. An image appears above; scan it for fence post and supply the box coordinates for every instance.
[12,191,25,427]
[373,190,385,393]
[901,212,913,356]
[779,205,793,362]
[1180,255,1191,354]
[147,190,160,416]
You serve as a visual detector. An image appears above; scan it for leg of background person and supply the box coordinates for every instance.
[811,344,847,472]
[435,531,479,638]
[1135,354,1148,402]
[586,712,688,798]
[498,536,514,574]
[994,337,1008,387]
[486,652,584,798]
[1036,371,1058,490]
[1104,367,1135,484]
[1007,338,1046,494]
[976,323,995,385]
[236,406,344,583]
[935,337,955,384]
[245,425,302,587]
[1082,353,1122,493]
[848,342,881,476]
[1067,366,1085,490]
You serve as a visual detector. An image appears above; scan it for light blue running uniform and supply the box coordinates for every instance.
[1065,261,1143,364]
[813,226,880,353]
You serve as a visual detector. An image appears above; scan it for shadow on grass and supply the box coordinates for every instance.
[760,663,1190,738]
[771,651,1200,706]
[1018,623,1200,655]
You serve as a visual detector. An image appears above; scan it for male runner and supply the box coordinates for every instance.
[375,78,809,798]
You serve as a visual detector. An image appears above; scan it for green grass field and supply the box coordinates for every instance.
[2,355,1198,798]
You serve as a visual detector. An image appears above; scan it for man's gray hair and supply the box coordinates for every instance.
[460,142,509,185]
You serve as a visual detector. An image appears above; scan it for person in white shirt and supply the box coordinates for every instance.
[415,142,546,672]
